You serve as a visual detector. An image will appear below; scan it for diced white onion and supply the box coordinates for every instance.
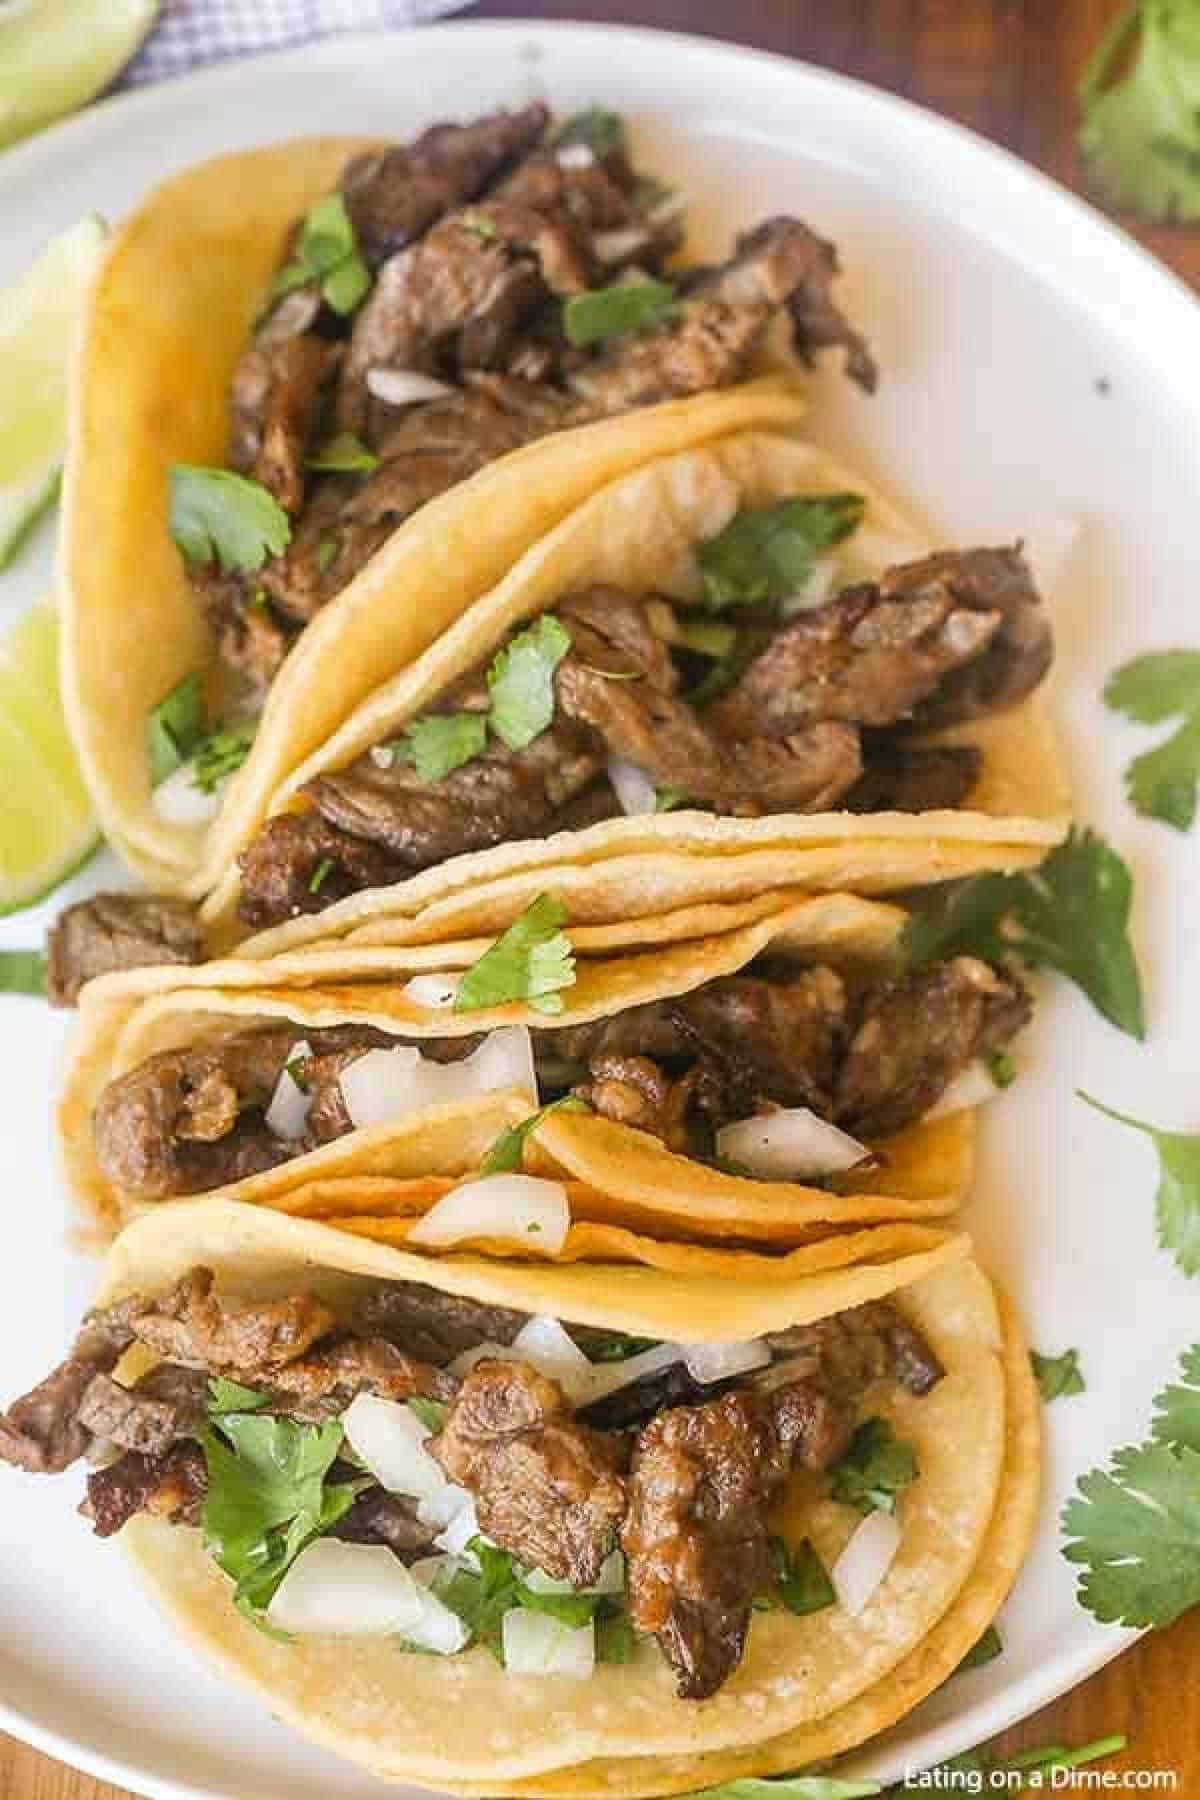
[831,1510,902,1617]
[433,1497,482,1558]
[780,554,840,617]
[683,1340,772,1384]
[1023,512,1081,602]
[924,1059,1005,1122]
[577,1340,686,1405]
[370,744,397,770]
[341,1393,452,1505]
[152,763,221,827]
[715,1108,870,1180]
[264,1040,311,1141]
[340,1025,537,1131]
[556,142,596,170]
[646,191,687,227]
[512,1316,599,1407]
[524,1549,625,1598]
[407,1174,569,1253]
[402,973,460,1010]
[592,225,651,265]
[366,368,456,407]
[501,1608,596,1678]
[410,1552,459,1590]
[607,753,657,817]
[417,1481,475,1532]
[266,1539,468,1651]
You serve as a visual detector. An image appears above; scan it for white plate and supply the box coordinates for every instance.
[1,20,1198,1797]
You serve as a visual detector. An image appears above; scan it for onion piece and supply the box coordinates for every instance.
[578,1340,686,1405]
[152,763,221,827]
[366,368,455,407]
[407,1174,569,1253]
[340,1025,537,1131]
[265,1040,311,1141]
[342,1394,453,1504]
[715,1108,870,1180]
[502,1608,596,1678]
[555,143,596,170]
[402,973,459,1010]
[410,1552,459,1590]
[607,753,657,816]
[683,1339,772,1384]
[924,1059,1005,1121]
[433,1497,482,1558]
[416,1481,474,1532]
[512,1316,598,1406]
[831,1510,902,1617]
[592,225,651,265]
[266,1539,468,1650]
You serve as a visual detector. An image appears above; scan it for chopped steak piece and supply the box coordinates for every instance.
[82,1441,207,1539]
[574,1054,695,1152]
[707,217,876,392]
[265,1334,455,1418]
[77,1364,209,1458]
[723,724,863,813]
[762,1378,856,1471]
[119,1268,338,1377]
[897,547,1053,727]
[835,956,1033,1139]
[330,1487,436,1559]
[546,1001,692,1071]
[229,332,339,513]
[545,778,621,834]
[196,570,296,704]
[668,968,848,1124]
[46,894,205,1008]
[581,1362,717,1433]
[569,295,769,414]
[352,1283,527,1365]
[0,1308,137,1473]
[237,809,404,929]
[844,741,983,813]
[707,577,1002,743]
[340,105,551,266]
[557,660,731,804]
[764,1300,944,1400]
[431,1360,626,1585]
[558,588,679,691]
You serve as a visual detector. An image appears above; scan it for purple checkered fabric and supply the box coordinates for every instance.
[124,0,472,86]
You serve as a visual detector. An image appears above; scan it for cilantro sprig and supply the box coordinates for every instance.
[481,1094,589,1174]
[695,494,865,609]
[454,892,576,1016]
[563,279,679,348]
[169,466,291,574]
[828,1418,918,1515]
[902,828,1146,1040]
[0,951,46,997]
[306,431,380,475]
[955,1623,1003,1673]
[438,1538,634,1663]
[549,107,625,156]
[1032,1347,1086,1402]
[487,616,572,750]
[192,723,255,794]
[1078,0,1200,222]
[401,713,489,782]
[270,193,372,314]
[1081,1093,1200,1276]
[1105,649,1200,830]
[770,1538,836,1617]
[146,671,208,785]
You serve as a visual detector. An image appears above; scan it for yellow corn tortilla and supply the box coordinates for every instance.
[60,893,973,1238]
[58,129,809,892]
[111,1208,1002,1783]
[206,429,1069,934]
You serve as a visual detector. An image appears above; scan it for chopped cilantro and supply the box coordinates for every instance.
[247,586,269,612]
[770,1537,836,1616]
[270,192,372,315]
[1152,1344,1200,1450]
[454,892,575,1016]
[1063,1437,1200,1627]
[684,1776,881,1799]
[401,712,488,782]
[0,951,46,998]
[988,1049,1017,1089]
[308,856,335,895]
[282,1053,309,1091]
[147,670,208,784]
[515,1582,600,1628]
[207,1378,270,1416]
[316,534,338,574]
[1080,1093,1200,1276]
[408,1396,449,1433]
[594,1611,638,1663]
[695,493,864,609]
[306,432,380,474]
[168,466,290,574]
[828,1418,918,1515]
[480,1094,589,1174]
[1032,1347,1086,1402]
[563,278,679,348]
[192,722,255,794]
[487,616,572,750]
[1105,649,1200,830]
[462,212,498,241]
[901,828,1146,1040]
[671,617,738,659]
[583,1332,658,1363]
[955,1624,1003,1673]
[1078,0,1200,221]
[654,784,687,812]
[550,107,625,156]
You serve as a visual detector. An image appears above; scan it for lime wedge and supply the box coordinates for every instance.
[0,598,99,913]
[0,0,159,151]
[0,213,107,569]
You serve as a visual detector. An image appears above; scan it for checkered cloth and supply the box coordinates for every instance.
[124,0,473,86]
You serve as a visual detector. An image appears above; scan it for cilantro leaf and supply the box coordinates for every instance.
[401,712,488,782]
[1124,711,1200,830]
[902,828,1146,1040]
[695,493,865,609]
[1152,1345,1200,1451]
[169,466,291,574]
[0,951,45,997]
[147,670,208,783]
[563,279,679,348]
[594,1611,638,1663]
[192,722,255,794]
[582,1332,658,1363]
[487,616,572,750]
[270,193,372,315]
[454,892,575,1016]
[306,432,380,474]
[828,1418,918,1515]
[515,1583,600,1628]
[1106,648,1200,829]
[1032,1347,1086,1402]
[1106,649,1200,722]
[408,1396,449,1433]
[1062,1436,1200,1628]
[685,1778,882,1800]
[1080,1093,1200,1275]
[550,107,626,156]
[308,856,334,895]
[770,1537,835,1616]
[988,1049,1017,1089]
[207,1378,269,1415]
[955,1623,1003,1673]
[481,1095,589,1174]
[1078,0,1200,222]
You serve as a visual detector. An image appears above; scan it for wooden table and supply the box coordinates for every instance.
[7,2,1200,1794]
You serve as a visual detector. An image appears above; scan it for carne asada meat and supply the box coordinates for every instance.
[899,547,1053,728]
[667,968,849,1123]
[351,1282,528,1366]
[574,1054,697,1151]
[763,1300,945,1403]
[76,1364,209,1458]
[229,332,340,513]
[265,1333,455,1418]
[843,741,983,813]
[46,893,205,1008]
[121,1267,339,1374]
[82,1441,208,1538]
[430,1360,627,1585]
[236,810,406,930]
[0,1306,137,1473]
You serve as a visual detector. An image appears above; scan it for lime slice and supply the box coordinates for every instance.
[0,597,99,913]
[0,212,107,568]
[0,0,159,151]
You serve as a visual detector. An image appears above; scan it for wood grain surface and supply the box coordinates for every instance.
[7,2,1200,1794]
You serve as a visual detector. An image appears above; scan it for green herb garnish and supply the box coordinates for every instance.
[192,722,255,794]
[654,784,687,812]
[271,193,372,315]
[1081,1093,1200,1276]
[308,856,335,895]
[1032,1347,1086,1402]
[1152,1344,1200,1449]
[583,1332,658,1363]
[988,1049,1017,1089]
[487,616,572,750]
[207,1378,270,1416]
[462,212,498,241]
[828,1418,918,1515]
[770,1537,836,1617]
[0,951,46,997]
[563,278,679,349]
[408,1396,449,1433]
[454,892,575,1017]
[685,1776,881,1800]
[168,466,290,574]
[1105,649,1200,830]
[594,1611,638,1663]
[902,828,1146,1040]
[1078,0,1200,222]
[306,432,380,475]
[400,712,488,782]
[147,670,208,784]
[316,534,338,574]
[695,493,864,609]
[481,1095,589,1175]
[955,1624,1003,1673]
[550,107,625,156]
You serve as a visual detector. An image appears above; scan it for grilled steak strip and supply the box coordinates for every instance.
[46,894,205,1008]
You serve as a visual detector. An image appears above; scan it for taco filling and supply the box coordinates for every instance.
[236,535,1052,926]
[174,103,873,716]
[0,1265,942,1698]
[89,950,1029,1205]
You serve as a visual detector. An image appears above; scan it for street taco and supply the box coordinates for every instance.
[61,96,873,894]
[213,431,1069,934]
[0,1199,1027,1789]
[59,891,1028,1249]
